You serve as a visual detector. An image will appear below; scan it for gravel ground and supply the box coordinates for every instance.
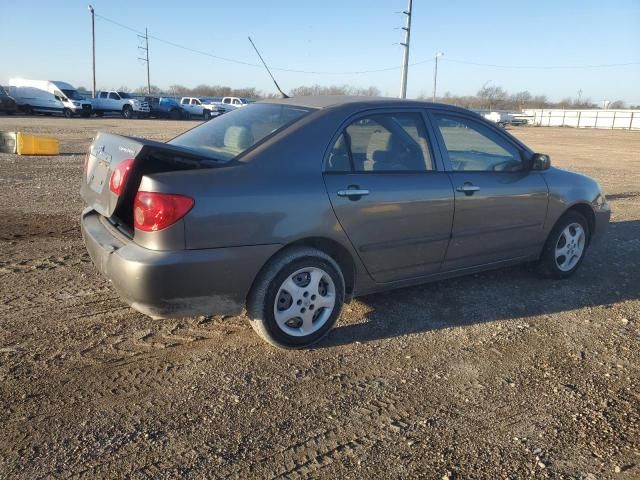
[0,116,638,479]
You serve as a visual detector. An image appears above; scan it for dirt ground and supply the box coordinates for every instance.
[0,116,638,479]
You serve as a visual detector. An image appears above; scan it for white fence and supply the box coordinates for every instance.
[524,109,640,130]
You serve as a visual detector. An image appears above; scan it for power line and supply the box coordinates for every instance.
[94,13,640,75]
[444,58,640,70]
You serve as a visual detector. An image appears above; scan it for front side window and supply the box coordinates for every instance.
[434,113,523,172]
[169,103,310,162]
[108,92,120,100]
[327,112,433,172]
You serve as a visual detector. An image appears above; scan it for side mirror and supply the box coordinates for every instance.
[531,153,551,170]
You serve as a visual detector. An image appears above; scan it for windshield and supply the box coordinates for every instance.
[169,103,310,162]
[61,89,84,101]
[118,92,134,99]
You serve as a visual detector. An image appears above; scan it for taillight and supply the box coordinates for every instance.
[109,159,134,196]
[133,192,194,232]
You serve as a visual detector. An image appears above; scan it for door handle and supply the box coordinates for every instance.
[337,189,369,197]
[456,184,480,195]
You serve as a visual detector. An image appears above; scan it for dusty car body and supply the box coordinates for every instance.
[80,96,610,348]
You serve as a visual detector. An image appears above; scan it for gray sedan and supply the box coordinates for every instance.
[80,97,611,348]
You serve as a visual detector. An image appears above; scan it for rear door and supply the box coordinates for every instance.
[323,110,454,283]
[428,110,549,271]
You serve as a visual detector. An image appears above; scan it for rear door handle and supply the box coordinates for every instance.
[456,184,481,195]
[337,189,369,197]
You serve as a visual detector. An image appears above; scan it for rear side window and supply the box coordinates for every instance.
[433,113,523,172]
[169,103,310,162]
[327,112,434,172]
[99,92,108,98]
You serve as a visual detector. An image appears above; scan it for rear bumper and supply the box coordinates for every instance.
[81,209,280,318]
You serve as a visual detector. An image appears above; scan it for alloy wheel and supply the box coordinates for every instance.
[555,222,585,272]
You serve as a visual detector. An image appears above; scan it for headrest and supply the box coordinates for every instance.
[224,126,254,151]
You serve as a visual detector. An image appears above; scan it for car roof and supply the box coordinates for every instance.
[258,95,467,112]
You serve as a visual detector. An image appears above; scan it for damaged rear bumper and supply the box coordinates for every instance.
[81,209,280,318]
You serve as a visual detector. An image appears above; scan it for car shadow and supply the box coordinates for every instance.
[319,219,638,348]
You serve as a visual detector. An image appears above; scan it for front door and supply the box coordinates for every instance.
[323,111,454,283]
[429,111,549,271]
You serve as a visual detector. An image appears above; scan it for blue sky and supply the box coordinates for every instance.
[1,0,639,103]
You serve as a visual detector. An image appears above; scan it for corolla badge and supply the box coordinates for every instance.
[118,145,135,156]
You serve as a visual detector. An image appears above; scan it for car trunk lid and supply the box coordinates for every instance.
[80,132,224,225]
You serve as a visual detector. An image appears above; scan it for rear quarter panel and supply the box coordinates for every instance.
[144,108,370,285]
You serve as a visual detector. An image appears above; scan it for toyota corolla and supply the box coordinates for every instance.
[80,96,610,348]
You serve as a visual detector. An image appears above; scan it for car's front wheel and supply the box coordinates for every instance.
[537,210,589,279]
[247,247,345,349]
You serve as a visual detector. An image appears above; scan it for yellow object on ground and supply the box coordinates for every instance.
[16,132,60,156]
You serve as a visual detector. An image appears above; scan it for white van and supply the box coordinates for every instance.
[8,79,92,118]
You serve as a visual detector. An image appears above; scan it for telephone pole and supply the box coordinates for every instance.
[138,28,150,94]
[399,0,412,99]
[88,5,96,97]
[432,52,444,102]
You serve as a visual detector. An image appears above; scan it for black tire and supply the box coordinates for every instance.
[122,105,133,119]
[203,110,212,121]
[536,210,590,279]
[23,105,34,115]
[247,246,345,349]
[170,109,181,120]
[63,108,72,118]
[95,111,104,117]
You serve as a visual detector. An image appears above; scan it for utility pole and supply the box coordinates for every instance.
[138,28,150,94]
[88,5,96,97]
[577,89,583,105]
[399,0,412,99]
[432,52,444,102]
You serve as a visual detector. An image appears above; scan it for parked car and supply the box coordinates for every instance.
[144,96,187,119]
[92,90,150,119]
[8,79,92,117]
[80,97,610,348]
[0,86,18,114]
[179,97,223,120]
[208,96,255,113]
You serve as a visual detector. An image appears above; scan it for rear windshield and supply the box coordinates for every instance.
[169,103,310,162]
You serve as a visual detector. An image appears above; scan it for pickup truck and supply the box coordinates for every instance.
[144,96,187,120]
[221,96,253,108]
[179,97,224,120]
[92,91,150,119]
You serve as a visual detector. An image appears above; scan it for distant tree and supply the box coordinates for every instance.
[134,85,161,95]
[477,84,508,110]
[511,91,532,110]
[557,97,573,109]
[610,100,627,109]
[167,84,189,96]
[77,86,89,93]
[289,84,380,97]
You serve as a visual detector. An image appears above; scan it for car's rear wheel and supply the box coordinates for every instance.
[247,247,345,349]
[537,210,589,279]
